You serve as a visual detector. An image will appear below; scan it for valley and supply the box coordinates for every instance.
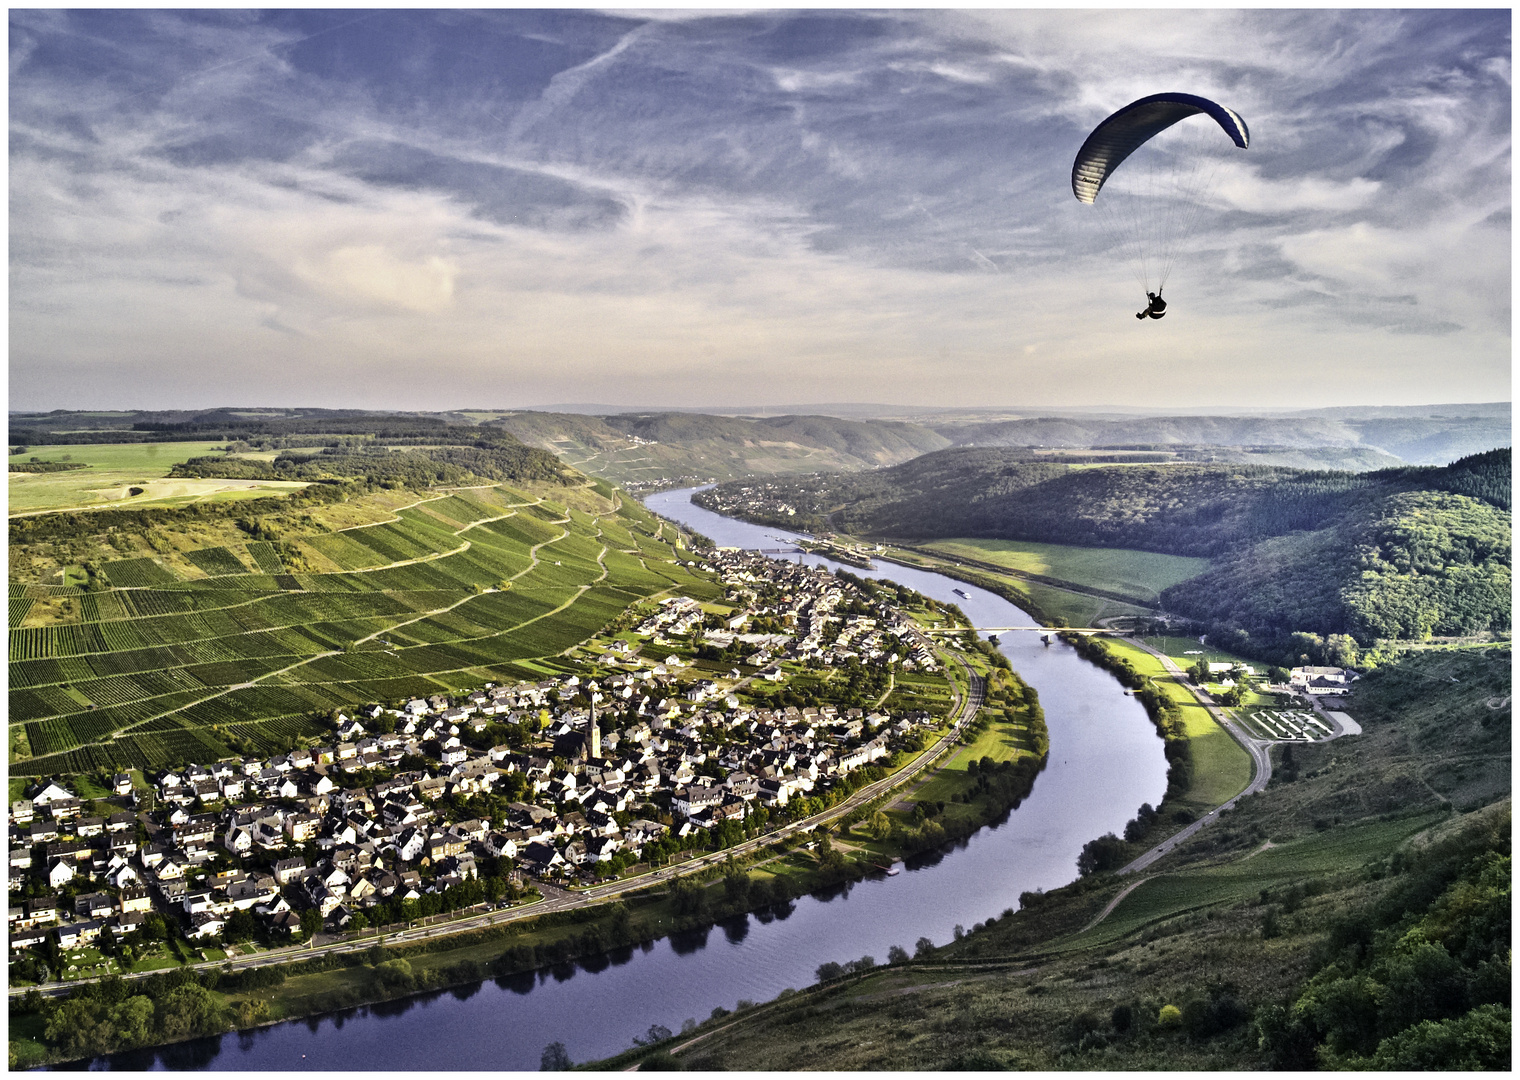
[7,407,1510,1072]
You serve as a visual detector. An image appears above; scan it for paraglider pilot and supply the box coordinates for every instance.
[1136,292,1167,320]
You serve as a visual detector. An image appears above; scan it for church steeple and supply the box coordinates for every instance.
[585,704,600,762]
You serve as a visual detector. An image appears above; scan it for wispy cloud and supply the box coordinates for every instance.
[8,9,1510,410]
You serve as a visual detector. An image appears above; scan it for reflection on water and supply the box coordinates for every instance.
[499,972,530,996]
[81,488,1167,1072]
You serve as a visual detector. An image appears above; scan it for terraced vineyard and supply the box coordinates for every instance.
[9,482,711,776]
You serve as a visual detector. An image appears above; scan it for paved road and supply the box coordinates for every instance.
[13,653,986,1001]
[1116,639,1273,876]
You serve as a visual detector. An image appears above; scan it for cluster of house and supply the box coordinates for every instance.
[688,549,939,672]
[9,553,942,965]
[694,482,807,520]
[8,784,151,956]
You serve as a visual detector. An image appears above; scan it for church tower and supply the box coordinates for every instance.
[585,705,600,762]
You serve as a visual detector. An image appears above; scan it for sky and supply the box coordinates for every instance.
[8,8,1512,412]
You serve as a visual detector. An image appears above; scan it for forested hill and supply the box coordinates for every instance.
[703,448,1509,554]
[699,449,1511,658]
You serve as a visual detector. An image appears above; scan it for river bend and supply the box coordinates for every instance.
[81,488,1166,1071]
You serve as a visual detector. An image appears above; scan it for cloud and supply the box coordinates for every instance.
[6,9,1510,411]
[296,246,458,314]
[1211,164,1381,214]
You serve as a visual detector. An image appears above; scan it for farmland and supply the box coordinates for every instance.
[916,538,1209,606]
[9,481,707,776]
[8,441,310,515]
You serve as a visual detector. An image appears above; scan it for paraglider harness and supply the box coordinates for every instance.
[1137,291,1167,320]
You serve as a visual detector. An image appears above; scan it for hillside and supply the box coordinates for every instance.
[1163,489,1511,647]
[928,409,1511,466]
[8,469,712,778]
[604,647,1511,1071]
[487,411,951,490]
[697,449,1511,661]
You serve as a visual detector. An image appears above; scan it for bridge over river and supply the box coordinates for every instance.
[924,625,1117,635]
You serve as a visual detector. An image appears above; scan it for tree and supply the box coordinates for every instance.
[1077,833,1128,876]
[299,908,322,939]
[633,1023,673,1046]
[887,945,910,965]
[815,961,845,983]
[914,936,936,959]
[540,1042,572,1071]
[722,871,750,905]
[223,909,257,943]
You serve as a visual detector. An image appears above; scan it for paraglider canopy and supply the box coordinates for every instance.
[1072,92,1249,205]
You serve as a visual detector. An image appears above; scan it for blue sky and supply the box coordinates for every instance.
[9,9,1511,411]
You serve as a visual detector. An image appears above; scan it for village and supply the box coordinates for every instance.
[8,550,956,984]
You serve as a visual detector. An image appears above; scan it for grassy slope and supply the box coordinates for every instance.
[8,479,703,775]
[619,646,1509,1070]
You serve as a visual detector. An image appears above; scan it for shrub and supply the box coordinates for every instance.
[1158,1004,1183,1029]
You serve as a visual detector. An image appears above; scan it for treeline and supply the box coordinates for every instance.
[709,447,1510,555]
[1256,804,1510,1069]
[14,966,265,1064]
[10,460,88,473]
[8,480,351,545]
[1375,447,1513,510]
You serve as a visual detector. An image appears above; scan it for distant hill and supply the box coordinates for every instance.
[699,448,1512,660]
[487,410,951,489]
[926,412,1510,467]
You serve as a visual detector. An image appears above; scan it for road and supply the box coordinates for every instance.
[12,653,986,1000]
[1115,639,1273,876]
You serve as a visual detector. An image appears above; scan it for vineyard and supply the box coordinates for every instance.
[9,482,709,776]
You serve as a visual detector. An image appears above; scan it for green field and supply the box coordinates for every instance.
[1105,639,1253,809]
[9,483,700,776]
[1140,634,1257,669]
[1016,580,1152,628]
[8,441,308,515]
[919,538,1209,605]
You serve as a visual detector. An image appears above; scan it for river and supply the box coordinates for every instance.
[81,488,1167,1071]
